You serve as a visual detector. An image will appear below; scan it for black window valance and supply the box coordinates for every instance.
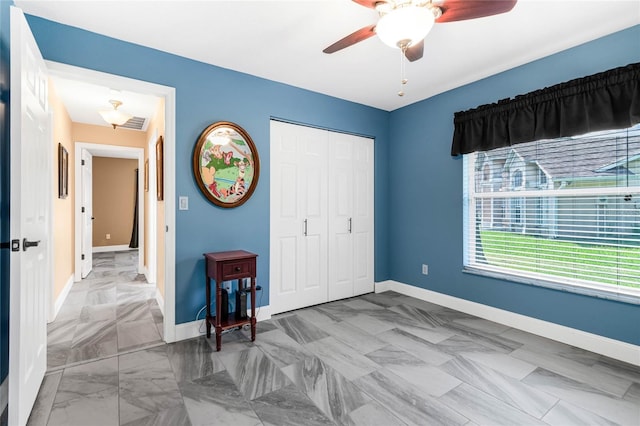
[451,62,640,156]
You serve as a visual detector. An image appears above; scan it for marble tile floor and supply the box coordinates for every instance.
[28,280,640,425]
[46,250,164,371]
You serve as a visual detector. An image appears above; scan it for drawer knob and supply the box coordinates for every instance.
[235,266,241,272]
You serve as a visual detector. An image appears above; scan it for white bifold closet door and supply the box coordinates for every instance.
[270,120,374,314]
[327,131,374,301]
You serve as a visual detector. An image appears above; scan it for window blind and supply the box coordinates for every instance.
[463,125,640,297]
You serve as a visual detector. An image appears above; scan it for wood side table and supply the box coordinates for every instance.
[203,250,257,351]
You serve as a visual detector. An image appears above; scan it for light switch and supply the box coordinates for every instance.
[179,196,189,210]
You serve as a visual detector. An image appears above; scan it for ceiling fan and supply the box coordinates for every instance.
[323,0,518,63]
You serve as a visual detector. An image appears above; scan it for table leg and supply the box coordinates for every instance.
[205,277,211,338]
[250,276,256,341]
[215,325,222,351]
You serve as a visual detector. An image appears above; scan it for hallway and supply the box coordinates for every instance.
[47,250,163,370]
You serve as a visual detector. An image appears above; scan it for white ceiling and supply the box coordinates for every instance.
[49,75,161,129]
[16,0,640,120]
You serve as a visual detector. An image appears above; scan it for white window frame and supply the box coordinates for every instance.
[463,150,640,305]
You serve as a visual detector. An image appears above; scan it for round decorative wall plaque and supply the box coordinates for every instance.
[193,121,260,208]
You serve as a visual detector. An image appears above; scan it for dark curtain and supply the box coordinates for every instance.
[451,62,640,156]
[129,168,139,249]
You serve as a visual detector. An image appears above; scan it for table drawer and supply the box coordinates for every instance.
[222,261,253,279]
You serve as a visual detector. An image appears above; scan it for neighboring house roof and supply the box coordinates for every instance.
[482,125,640,180]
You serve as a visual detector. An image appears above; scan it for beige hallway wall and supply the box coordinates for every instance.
[50,81,74,301]
[145,98,165,297]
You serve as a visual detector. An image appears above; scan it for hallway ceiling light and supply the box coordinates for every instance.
[99,99,133,129]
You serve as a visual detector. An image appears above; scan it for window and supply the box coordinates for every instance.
[463,125,640,299]
[512,169,523,189]
[538,169,547,187]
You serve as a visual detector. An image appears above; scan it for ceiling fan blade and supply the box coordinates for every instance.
[405,40,424,62]
[351,0,381,9]
[323,24,377,54]
[436,0,517,23]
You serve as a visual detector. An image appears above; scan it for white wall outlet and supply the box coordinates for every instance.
[422,264,428,275]
[179,196,189,210]
[106,233,111,240]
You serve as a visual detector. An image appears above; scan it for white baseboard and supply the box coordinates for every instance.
[51,274,75,323]
[175,305,272,342]
[0,376,7,418]
[92,244,131,253]
[375,280,640,367]
[155,288,165,317]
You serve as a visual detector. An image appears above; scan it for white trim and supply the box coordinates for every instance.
[375,280,640,366]
[46,61,178,347]
[155,288,165,317]
[174,306,272,342]
[162,85,177,344]
[0,376,7,419]
[141,266,149,283]
[51,275,74,323]
[74,143,144,279]
[47,109,55,344]
[146,131,158,285]
[92,245,132,253]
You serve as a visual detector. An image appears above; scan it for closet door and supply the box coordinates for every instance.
[270,121,328,314]
[328,133,374,301]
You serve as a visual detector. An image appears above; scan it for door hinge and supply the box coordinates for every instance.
[81,254,85,260]
[1,240,20,251]
[82,206,85,213]
[81,159,85,166]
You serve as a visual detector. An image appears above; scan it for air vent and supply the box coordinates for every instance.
[119,116,146,131]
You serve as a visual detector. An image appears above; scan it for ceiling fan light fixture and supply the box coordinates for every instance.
[99,99,132,129]
[375,5,435,49]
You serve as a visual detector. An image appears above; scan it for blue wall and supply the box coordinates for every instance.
[25,15,391,325]
[388,25,640,345]
[0,0,13,385]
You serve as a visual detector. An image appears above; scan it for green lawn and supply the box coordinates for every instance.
[479,230,640,289]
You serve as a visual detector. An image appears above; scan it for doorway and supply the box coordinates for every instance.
[46,61,177,343]
[73,144,145,279]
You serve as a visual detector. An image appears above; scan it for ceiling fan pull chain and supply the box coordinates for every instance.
[398,45,408,97]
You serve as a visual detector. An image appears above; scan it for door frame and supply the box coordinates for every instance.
[47,61,178,342]
[74,143,145,277]
[146,130,158,285]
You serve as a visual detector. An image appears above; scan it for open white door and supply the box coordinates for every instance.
[9,6,51,426]
[81,149,93,278]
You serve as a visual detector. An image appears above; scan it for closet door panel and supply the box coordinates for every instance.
[299,128,328,305]
[270,121,328,314]
[351,136,375,296]
[328,133,354,301]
